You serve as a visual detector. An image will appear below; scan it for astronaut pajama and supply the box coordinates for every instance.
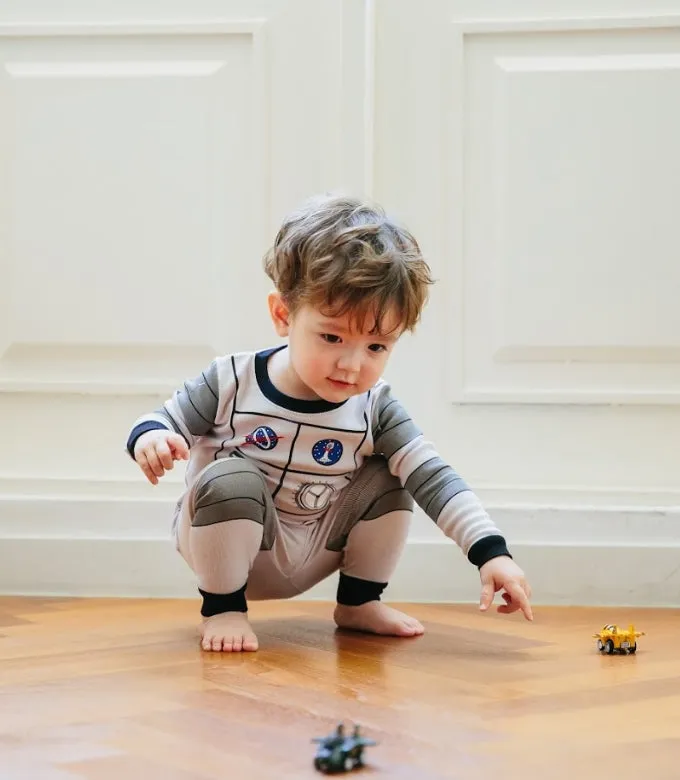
[175,453,413,606]
[126,345,510,615]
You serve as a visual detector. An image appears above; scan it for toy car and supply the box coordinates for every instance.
[312,722,377,774]
[593,623,644,654]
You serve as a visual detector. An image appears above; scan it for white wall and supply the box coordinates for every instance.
[1,0,679,606]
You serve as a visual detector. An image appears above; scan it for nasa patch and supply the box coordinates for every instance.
[244,426,280,450]
[312,438,343,466]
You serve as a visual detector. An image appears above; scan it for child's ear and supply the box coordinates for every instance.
[268,291,291,337]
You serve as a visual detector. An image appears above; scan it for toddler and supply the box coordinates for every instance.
[126,194,532,652]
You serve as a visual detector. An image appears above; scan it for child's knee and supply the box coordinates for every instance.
[357,456,414,520]
[191,458,270,528]
[326,456,413,552]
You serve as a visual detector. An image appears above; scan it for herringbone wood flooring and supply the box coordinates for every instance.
[0,597,677,779]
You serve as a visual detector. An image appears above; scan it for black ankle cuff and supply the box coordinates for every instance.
[336,573,387,606]
[198,584,247,617]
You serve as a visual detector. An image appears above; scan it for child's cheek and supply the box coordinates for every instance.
[309,354,325,378]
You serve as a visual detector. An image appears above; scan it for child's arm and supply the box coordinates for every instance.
[370,381,532,620]
[126,358,222,456]
[125,358,225,483]
[370,381,503,561]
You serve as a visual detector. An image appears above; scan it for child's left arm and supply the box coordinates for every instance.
[478,555,532,620]
[370,382,533,621]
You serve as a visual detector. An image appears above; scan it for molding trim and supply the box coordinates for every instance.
[451,14,680,34]
[1,537,678,608]
[1,497,678,607]
[1,474,678,510]
[0,20,267,36]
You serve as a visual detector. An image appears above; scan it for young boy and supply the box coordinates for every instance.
[125,193,533,653]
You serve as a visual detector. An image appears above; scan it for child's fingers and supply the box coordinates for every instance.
[497,605,519,615]
[168,434,189,460]
[496,591,518,614]
[137,454,159,485]
[144,448,165,479]
[503,581,533,621]
[478,578,496,612]
[154,439,174,470]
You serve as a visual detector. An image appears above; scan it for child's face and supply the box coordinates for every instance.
[269,294,403,402]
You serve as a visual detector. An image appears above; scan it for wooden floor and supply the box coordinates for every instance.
[0,597,678,780]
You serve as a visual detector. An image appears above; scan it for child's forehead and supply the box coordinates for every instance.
[307,304,403,338]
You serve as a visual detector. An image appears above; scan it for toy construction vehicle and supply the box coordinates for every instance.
[312,722,377,774]
[593,623,644,654]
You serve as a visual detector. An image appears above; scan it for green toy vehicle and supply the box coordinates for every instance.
[312,722,377,774]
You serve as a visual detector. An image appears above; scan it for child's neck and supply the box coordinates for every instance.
[266,345,320,401]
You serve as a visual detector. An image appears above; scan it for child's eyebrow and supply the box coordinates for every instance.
[318,318,400,342]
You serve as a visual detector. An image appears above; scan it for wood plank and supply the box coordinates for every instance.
[0,597,677,779]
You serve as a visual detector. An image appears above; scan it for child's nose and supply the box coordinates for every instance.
[337,349,362,373]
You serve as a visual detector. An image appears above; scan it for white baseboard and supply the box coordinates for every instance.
[1,497,679,607]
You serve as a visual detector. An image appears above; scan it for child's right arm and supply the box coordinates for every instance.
[133,429,189,485]
[126,358,223,485]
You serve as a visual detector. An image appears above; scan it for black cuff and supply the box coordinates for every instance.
[199,584,247,616]
[125,421,173,458]
[336,573,387,606]
[467,534,512,568]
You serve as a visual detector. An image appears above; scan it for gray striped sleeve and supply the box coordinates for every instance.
[371,385,423,459]
[169,360,220,437]
[370,382,501,554]
[127,359,221,454]
[404,457,471,519]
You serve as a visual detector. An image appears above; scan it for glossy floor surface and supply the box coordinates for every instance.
[0,597,677,779]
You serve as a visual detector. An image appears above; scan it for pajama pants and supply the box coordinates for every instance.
[174,454,414,603]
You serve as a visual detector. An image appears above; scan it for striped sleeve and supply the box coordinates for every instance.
[370,382,511,567]
[125,359,221,458]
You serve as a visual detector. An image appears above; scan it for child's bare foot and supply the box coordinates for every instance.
[334,601,424,637]
[201,612,259,652]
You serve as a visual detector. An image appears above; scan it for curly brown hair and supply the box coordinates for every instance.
[263,193,434,335]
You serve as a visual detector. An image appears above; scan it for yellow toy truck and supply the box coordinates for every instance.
[593,623,644,655]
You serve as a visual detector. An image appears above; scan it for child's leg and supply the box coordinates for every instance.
[334,507,424,637]
[286,456,423,637]
[176,456,296,652]
[330,456,424,637]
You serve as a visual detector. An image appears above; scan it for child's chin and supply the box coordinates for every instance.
[327,389,361,403]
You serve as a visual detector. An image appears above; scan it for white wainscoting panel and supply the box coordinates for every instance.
[450,14,680,404]
[0,20,269,393]
[0,0,678,607]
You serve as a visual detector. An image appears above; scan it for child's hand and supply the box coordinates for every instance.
[478,556,533,621]
[134,430,189,485]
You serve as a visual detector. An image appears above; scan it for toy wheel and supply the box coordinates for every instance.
[629,643,637,654]
[344,757,354,770]
[605,639,614,654]
[597,639,604,652]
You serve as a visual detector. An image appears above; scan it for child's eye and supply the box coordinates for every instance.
[321,334,341,344]
[368,343,387,353]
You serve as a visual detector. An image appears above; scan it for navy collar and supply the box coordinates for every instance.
[254,346,347,413]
